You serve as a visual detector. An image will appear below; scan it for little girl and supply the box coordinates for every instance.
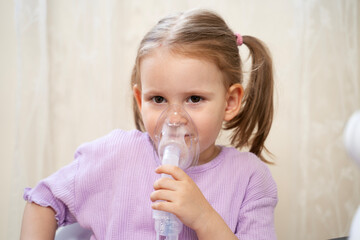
[21,9,277,240]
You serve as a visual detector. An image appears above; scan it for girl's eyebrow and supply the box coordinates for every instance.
[143,89,215,97]
[141,89,163,96]
[185,90,215,97]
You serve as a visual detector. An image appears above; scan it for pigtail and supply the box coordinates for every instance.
[225,35,274,163]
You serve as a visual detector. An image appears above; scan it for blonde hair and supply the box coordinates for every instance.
[131,9,274,163]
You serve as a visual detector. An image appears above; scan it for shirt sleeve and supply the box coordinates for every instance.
[235,157,278,240]
[23,157,79,227]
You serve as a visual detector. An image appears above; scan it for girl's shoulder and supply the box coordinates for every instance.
[221,147,277,197]
[74,129,149,157]
[189,146,271,177]
[221,147,269,170]
[215,147,276,186]
[72,129,154,180]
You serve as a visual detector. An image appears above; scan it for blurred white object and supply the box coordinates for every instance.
[55,223,92,240]
[349,207,360,240]
[344,110,360,240]
[344,111,360,166]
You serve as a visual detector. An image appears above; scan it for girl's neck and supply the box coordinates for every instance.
[198,145,221,165]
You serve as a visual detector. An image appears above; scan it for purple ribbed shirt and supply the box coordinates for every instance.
[24,129,277,239]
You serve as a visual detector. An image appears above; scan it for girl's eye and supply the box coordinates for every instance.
[188,95,202,103]
[152,96,166,104]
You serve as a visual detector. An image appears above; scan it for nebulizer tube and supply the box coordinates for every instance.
[152,104,200,240]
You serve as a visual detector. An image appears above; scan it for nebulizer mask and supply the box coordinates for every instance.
[152,104,200,240]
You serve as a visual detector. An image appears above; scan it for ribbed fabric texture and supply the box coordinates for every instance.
[24,129,278,239]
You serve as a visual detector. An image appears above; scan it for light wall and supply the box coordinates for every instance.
[0,0,17,238]
[1,1,359,239]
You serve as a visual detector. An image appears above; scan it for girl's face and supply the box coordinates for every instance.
[133,48,242,164]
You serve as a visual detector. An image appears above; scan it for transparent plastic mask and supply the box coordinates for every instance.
[154,104,200,169]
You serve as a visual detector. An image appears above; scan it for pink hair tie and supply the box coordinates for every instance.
[235,33,243,46]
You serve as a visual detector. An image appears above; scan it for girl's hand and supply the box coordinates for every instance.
[150,165,238,240]
[150,164,215,232]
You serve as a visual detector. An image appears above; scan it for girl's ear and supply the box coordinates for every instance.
[224,83,243,122]
[133,84,142,111]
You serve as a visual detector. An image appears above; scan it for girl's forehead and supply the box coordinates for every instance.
[140,50,223,86]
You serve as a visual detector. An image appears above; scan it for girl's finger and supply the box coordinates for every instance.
[151,200,178,215]
[153,177,177,191]
[155,164,188,181]
[150,189,176,203]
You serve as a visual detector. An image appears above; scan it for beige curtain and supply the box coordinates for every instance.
[1,0,359,239]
